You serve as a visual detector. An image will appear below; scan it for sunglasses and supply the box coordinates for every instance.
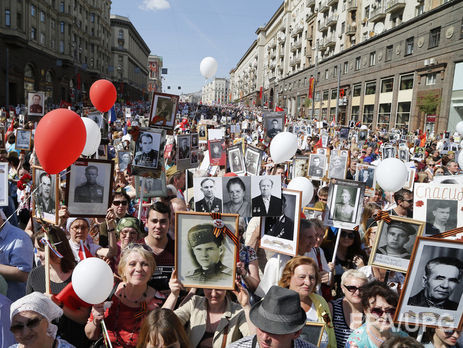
[443,329,458,337]
[405,199,413,203]
[369,307,395,317]
[10,317,42,334]
[343,284,364,293]
[341,231,355,239]
[113,200,128,206]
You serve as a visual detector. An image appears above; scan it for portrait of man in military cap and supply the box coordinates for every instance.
[176,212,238,289]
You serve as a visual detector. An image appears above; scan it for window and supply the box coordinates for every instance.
[325,69,329,79]
[415,3,424,16]
[40,11,45,22]
[429,27,440,48]
[5,10,10,26]
[31,5,36,16]
[330,107,336,119]
[385,45,393,62]
[331,89,337,99]
[90,13,95,23]
[405,37,414,56]
[322,108,327,119]
[365,81,376,95]
[363,105,374,124]
[40,32,45,44]
[51,39,55,49]
[343,61,348,74]
[400,74,414,90]
[396,102,411,126]
[315,91,321,102]
[51,19,55,29]
[381,78,393,93]
[355,56,361,70]
[351,106,360,121]
[426,72,437,85]
[378,104,391,128]
[364,6,370,19]
[31,27,36,40]
[59,40,64,53]
[334,65,338,77]
[353,83,361,97]
[369,52,376,66]
[60,1,65,13]
[323,90,329,101]
[118,29,124,39]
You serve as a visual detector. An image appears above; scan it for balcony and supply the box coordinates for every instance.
[270,39,277,48]
[306,11,317,22]
[319,0,329,13]
[346,24,356,35]
[347,0,357,11]
[289,58,296,67]
[386,0,406,13]
[325,34,336,48]
[306,0,315,7]
[327,14,338,27]
[269,62,276,69]
[319,19,328,32]
[295,57,301,65]
[279,50,285,58]
[277,33,286,43]
[295,24,304,35]
[327,0,338,6]
[270,51,276,59]
[291,40,302,51]
[369,7,386,22]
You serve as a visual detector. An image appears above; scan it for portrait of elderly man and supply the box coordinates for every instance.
[36,172,55,214]
[252,177,282,216]
[185,224,232,283]
[264,194,295,240]
[223,177,251,217]
[267,118,281,138]
[195,178,222,213]
[74,165,104,203]
[134,132,159,167]
[376,221,416,259]
[408,256,463,310]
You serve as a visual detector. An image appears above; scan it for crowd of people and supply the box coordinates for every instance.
[0,100,462,348]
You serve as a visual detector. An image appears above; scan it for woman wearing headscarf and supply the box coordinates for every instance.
[9,292,75,347]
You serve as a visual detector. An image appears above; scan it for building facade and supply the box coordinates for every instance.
[230,0,463,133]
[147,55,163,98]
[0,0,112,107]
[109,15,150,102]
[201,78,230,105]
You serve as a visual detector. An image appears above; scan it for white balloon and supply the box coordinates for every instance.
[81,117,101,156]
[375,158,409,192]
[456,121,463,136]
[287,177,314,207]
[270,132,298,164]
[458,151,463,169]
[200,57,218,79]
[72,258,114,304]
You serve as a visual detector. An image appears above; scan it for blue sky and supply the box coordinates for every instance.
[110,0,283,94]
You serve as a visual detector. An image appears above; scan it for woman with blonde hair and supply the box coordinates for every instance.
[279,256,336,348]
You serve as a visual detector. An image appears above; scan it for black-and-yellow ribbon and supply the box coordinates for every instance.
[210,213,240,247]
[374,211,391,224]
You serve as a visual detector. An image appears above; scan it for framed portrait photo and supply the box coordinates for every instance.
[358,129,368,142]
[134,174,167,198]
[403,167,416,191]
[117,151,132,172]
[300,322,325,347]
[413,184,463,236]
[325,179,365,229]
[395,237,463,329]
[292,156,309,179]
[251,175,282,217]
[198,125,208,142]
[191,133,199,149]
[31,167,59,224]
[208,139,226,166]
[177,134,191,170]
[339,126,350,140]
[244,145,262,176]
[355,164,376,197]
[193,177,223,213]
[263,111,284,139]
[222,176,252,217]
[227,144,246,175]
[175,211,238,290]
[382,145,397,159]
[132,128,166,176]
[398,146,410,162]
[149,92,179,130]
[260,189,302,256]
[86,112,103,128]
[328,151,348,180]
[369,216,425,273]
[0,162,9,206]
[15,129,32,151]
[308,154,327,181]
[27,92,45,117]
[65,159,114,217]
[0,129,5,149]
[303,207,324,221]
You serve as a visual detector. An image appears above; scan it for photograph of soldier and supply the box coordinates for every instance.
[74,165,104,203]
[35,171,56,214]
[382,146,396,159]
[244,146,261,176]
[178,136,190,160]
[266,118,282,138]
[150,93,177,128]
[133,132,160,168]
[308,154,326,179]
[28,92,45,116]
[263,193,296,241]
[194,177,222,213]
[375,221,418,259]
[191,133,199,148]
[425,199,458,236]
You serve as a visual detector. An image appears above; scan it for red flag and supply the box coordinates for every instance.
[5,117,15,143]
[308,77,314,99]
[275,106,284,112]
[420,132,427,147]
[259,87,263,100]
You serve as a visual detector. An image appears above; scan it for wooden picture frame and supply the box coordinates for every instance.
[227,144,246,176]
[300,322,325,347]
[175,211,238,290]
[32,166,59,225]
[0,162,9,206]
[149,92,179,130]
[244,145,262,176]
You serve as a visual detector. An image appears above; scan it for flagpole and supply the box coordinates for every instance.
[329,228,342,282]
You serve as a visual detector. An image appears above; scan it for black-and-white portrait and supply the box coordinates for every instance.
[328,154,347,180]
[191,133,199,148]
[208,140,225,166]
[15,129,32,151]
[370,217,424,273]
[149,92,178,129]
[303,207,324,221]
[317,148,327,156]
[308,154,326,180]
[321,134,329,148]
[133,130,162,169]
[0,162,7,206]
[264,112,284,139]
[260,189,302,256]
[292,156,308,179]
[190,150,199,166]
[222,176,252,217]
[399,147,409,162]
[117,151,132,172]
[194,177,223,213]
[356,165,376,189]
[396,238,463,329]
[244,146,262,176]
[177,135,191,160]
[135,174,167,198]
[227,144,245,175]
[251,175,282,217]
[33,168,58,223]
[65,160,113,217]
[403,167,416,191]
[425,199,458,236]
[86,112,103,128]
[382,146,396,159]
[325,180,365,229]
[339,127,349,140]
[358,130,368,142]
[27,92,45,117]
[176,212,238,289]
[198,125,207,141]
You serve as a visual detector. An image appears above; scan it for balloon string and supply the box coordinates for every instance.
[0,169,71,231]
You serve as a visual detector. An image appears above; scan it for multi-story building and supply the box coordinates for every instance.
[230,0,463,133]
[147,55,163,98]
[109,15,150,102]
[0,0,112,106]
[201,78,230,105]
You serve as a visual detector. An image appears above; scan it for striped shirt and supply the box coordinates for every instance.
[331,297,353,348]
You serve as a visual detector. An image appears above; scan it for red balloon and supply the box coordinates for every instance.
[89,79,117,112]
[35,109,86,174]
